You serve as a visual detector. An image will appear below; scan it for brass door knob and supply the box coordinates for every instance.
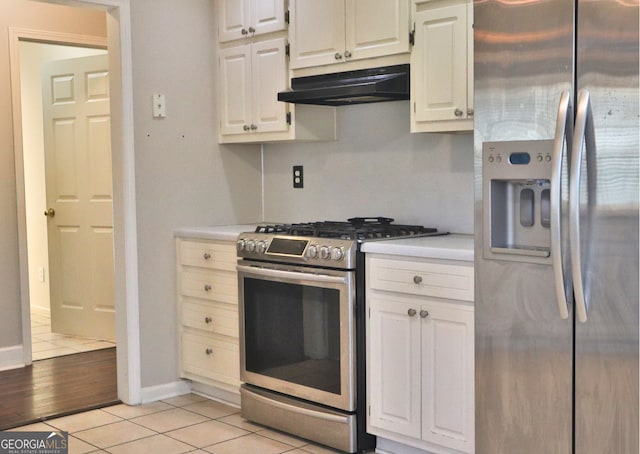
[44,208,55,218]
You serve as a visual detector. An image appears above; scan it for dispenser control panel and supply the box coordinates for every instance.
[482,140,555,264]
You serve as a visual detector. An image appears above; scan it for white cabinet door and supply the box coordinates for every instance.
[421,302,475,453]
[218,0,252,42]
[347,0,410,61]
[368,294,422,439]
[253,0,286,36]
[252,38,288,133]
[219,38,288,136]
[218,0,285,42]
[289,0,345,69]
[411,4,470,126]
[218,44,252,135]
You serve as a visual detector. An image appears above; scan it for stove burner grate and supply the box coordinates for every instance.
[254,217,437,241]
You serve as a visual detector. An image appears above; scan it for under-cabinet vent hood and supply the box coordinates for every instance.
[277,64,410,106]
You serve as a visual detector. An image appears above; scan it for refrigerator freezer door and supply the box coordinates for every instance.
[474,0,575,451]
[573,0,639,451]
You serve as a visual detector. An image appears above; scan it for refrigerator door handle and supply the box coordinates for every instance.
[550,90,573,319]
[570,89,595,323]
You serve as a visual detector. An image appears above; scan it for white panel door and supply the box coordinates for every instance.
[367,294,421,439]
[347,0,410,60]
[252,38,288,133]
[42,54,115,341]
[219,44,252,135]
[413,3,468,122]
[421,301,474,453]
[289,0,345,69]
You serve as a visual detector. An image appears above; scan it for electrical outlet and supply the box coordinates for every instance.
[293,165,304,188]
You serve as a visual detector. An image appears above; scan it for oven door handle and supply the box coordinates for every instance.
[237,264,349,285]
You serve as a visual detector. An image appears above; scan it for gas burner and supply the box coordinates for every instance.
[254,217,438,241]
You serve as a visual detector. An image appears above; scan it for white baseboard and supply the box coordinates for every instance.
[140,380,191,404]
[0,345,26,371]
[189,381,241,407]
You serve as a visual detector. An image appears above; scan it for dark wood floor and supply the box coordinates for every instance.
[0,348,119,430]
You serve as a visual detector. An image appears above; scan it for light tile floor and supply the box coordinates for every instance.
[31,309,116,361]
[8,394,344,453]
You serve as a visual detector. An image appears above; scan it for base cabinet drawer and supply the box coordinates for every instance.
[179,240,237,271]
[181,300,239,338]
[181,331,240,387]
[368,257,473,301]
[180,268,238,304]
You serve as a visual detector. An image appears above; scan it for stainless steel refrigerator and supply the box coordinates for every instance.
[474,0,639,451]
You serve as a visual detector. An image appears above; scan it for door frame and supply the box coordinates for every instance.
[9,0,141,405]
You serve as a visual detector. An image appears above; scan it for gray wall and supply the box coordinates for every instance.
[263,101,474,234]
[128,0,262,387]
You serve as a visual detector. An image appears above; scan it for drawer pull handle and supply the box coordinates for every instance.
[413,275,423,284]
[204,284,212,292]
[408,308,417,317]
[203,252,211,260]
[420,310,429,318]
[205,348,213,355]
[204,316,212,324]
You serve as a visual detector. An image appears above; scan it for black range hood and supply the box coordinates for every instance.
[277,64,410,106]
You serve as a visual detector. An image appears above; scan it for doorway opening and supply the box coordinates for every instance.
[10,0,141,408]
[19,40,116,362]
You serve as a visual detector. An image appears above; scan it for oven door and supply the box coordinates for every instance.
[237,260,356,412]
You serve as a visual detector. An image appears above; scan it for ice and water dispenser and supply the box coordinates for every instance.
[483,140,555,264]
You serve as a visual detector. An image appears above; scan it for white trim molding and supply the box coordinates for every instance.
[0,345,26,372]
[140,381,191,404]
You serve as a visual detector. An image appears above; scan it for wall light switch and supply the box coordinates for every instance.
[153,93,166,118]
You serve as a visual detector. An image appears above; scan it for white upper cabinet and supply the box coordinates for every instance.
[218,38,288,137]
[411,0,474,133]
[289,0,410,70]
[218,0,286,42]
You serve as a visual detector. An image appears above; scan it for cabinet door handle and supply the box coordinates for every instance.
[413,275,423,284]
[205,348,213,355]
[250,124,258,131]
[467,108,474,117]
[334,52,343,60]
[344,50,352,58]
[420,310,429,318]
[204,316,212,324]
[241,28,248,35]
[454,108,464,117]
[203,252,211,260]
[243,124,250,131]
[248,26,256,34]
[204,284,212,292]
[408,308,417,317]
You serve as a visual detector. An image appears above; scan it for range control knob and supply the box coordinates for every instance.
[331,247,344,261]
[256,240,268,254]
[306,244,319,259]
[246,240,256,253]
[237,239,246,252]
[320,246,331,260]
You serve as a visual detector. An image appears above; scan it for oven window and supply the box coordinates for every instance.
[243,278,342,395]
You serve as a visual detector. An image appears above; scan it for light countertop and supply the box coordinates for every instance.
[174,224,259,242]
[360,233,474,262]
[175,226,475,262]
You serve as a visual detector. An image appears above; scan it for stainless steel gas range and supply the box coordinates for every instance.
[236,218,443,453]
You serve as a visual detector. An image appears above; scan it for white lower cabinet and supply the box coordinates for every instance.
[176,238,241,396]
[366,255,474,453]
